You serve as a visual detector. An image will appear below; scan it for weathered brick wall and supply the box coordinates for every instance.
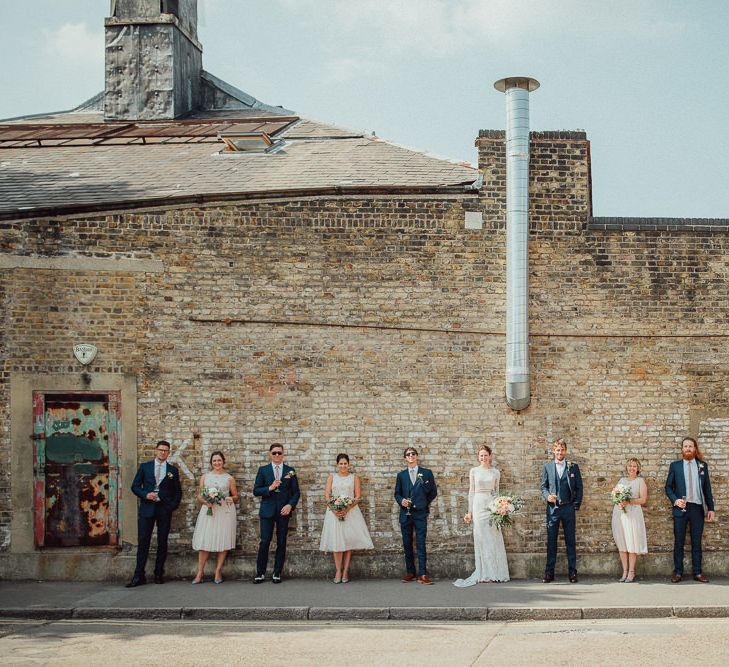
[2,130,728,577]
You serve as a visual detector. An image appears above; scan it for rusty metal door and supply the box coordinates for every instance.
[32,392,121,547]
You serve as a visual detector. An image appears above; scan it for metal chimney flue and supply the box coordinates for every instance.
[494,76,539,411]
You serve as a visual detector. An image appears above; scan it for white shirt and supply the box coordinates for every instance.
[683,459,701,504]
[555,460,566,479]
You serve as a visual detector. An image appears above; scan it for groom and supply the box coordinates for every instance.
[665,436,716,583]
[540,438,583,583]
[394,447,438,584]
[253,443,300,583]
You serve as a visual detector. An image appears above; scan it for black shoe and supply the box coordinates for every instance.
[542,574,554,583]
[569,574,578,583]
[154,574,164,584]
[125,576,146,588]
[254,574,265,584]
[272,574,282,584]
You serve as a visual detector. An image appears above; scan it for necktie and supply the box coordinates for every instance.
[409,469,416,485]
[155,463,162,485]
[275,465,281,481]
[686,462,694,502]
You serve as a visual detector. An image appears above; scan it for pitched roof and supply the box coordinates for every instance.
[0,82,478,219]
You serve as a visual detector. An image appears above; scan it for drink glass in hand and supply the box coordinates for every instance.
[681,496,687,512]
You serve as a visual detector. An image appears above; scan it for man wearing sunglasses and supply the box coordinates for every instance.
[395,447,438,584]
[253,443,300,583]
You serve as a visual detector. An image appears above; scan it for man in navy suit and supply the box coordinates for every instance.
[540,438,583,583]
[394,447,438,584]
[127,440,182,587]
[665,436,716,583]
[253,443,300,583]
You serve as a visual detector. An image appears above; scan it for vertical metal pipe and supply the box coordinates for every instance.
[494,77,540,410]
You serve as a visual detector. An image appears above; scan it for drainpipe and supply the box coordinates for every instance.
[494,77,540,411]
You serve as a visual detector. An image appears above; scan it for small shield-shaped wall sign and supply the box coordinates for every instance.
[73,343,97,365]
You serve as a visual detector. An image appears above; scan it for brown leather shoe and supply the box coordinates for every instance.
[693,574,709,583]
[569,574,578,583]
[418,575,434,585]
[542,574,554,583]
[671,573,682,583]
[402,573,417,582]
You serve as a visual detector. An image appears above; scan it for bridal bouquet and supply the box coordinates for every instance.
[202,486,225,516]
[611,484,632,513]
[327,495,354,521]
[487,493,524,529]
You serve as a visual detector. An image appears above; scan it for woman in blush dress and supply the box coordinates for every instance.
[319,453,374,583]
[191,451,239,584]
[612,457,648,583]
[454,445,510,587]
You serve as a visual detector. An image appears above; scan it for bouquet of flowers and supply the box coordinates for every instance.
[202,486,225,516]
[611,484,632,513]
[327,495,354,521]
[487,493,524,529]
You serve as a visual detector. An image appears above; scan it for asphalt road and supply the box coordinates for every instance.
[2,618,729,666]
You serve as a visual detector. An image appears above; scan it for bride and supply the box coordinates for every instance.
[454,444,510,586]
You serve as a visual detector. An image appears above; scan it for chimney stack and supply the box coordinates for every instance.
[104,0,203,121]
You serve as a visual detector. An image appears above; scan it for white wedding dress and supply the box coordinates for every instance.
[454,466,510,586]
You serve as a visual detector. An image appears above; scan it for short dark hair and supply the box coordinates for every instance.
[156,440,171,450]
[210,450,226,466]
[269,442,284,452]
[403,447,418,457]
[336,453,350,464]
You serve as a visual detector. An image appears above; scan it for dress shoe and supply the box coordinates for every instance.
[254,574,265,584]
[154,574,164,584]
[125,576,146,588]
[272,574,282,584]
[542,574,554,583]
[402,573,417,582]
[418,575,434,585]
[693,574,709,583]
[569,574,578,583]
[671,573,682,583]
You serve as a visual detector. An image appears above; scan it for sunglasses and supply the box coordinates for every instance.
[404,452,417,457]
[271,451,284,456]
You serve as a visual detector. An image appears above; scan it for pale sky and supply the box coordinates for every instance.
[1,0,729,217]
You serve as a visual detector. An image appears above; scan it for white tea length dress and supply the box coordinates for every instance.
[611,476,648,554]
[319,473,374,552]
[192,472,236,552]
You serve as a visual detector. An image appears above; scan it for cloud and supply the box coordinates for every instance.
[44,22,103,66]
[324,57,386,84]
[276,0,686,58]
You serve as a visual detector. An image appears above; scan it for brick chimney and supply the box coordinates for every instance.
[104,0,203,120]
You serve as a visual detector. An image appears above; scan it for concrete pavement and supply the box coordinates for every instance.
[1,576,728,622]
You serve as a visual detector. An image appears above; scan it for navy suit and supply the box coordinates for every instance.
[665,458,715,576]
[394,467,438,576]
[540,460,583,577]
[131,460,182,579]
[253,463,300,576]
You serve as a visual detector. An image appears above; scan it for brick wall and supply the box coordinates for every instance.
[1,131,728,577]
